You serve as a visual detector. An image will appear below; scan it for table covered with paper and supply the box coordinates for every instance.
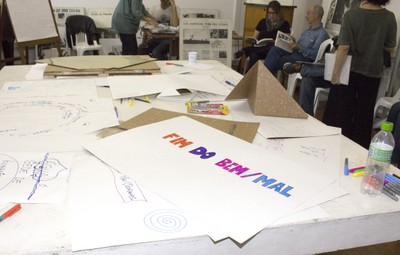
[0,59,399,255]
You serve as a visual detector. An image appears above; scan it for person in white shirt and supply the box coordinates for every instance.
[139,0,179,60]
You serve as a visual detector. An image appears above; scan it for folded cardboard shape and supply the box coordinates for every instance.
[225,61,308,119]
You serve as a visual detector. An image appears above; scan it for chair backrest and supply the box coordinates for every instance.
[392,87,400,101]
[65,15,100,48]
[314,38,334,63]
[74,32,88,46]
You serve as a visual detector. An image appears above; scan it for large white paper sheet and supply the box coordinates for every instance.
[226,100,341,138]
[108,74,232,99]
[84,116,337,243]
[69,156,215,251]
[0,97,118,137]
[0,79,98,98]
[0,152,74,204]
[25,63,47,80]
[253,134,349,212]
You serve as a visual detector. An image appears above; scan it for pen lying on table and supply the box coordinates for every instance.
[166,62,184,67]
[134,97,151,103]
[0,204,21,223]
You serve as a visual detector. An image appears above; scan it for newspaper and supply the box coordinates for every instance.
[179,18,232,67]
[275,30,293,53]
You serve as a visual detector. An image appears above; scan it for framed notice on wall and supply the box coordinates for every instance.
[325,0,360,36]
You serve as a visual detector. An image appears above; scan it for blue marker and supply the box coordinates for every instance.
[225,80,235,87]
[344,158,349,176]
[114,106,119,118]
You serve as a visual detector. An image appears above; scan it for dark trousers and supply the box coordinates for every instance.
[119,33,138,55]
[2,40,15,65]
[243,44,272,72]
[323,72,381,149]
[386,101,400,165]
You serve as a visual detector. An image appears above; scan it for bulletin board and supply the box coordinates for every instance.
[4,0,61,63]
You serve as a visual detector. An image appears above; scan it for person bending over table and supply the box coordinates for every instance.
[263,4,329,76]
[112,0,158,55]
[236,0,290,73]
[138,0,179,60]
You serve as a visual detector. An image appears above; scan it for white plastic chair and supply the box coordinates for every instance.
[313,87,330,115]
[70,32,103,56]
[286,38,334,97]
[372,88,400,129]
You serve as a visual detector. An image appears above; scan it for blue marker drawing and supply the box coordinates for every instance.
[27,153,49,200]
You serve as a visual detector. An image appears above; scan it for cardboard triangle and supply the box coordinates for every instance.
[226,61,308,119]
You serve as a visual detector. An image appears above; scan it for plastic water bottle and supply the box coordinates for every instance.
[361,121,395,196]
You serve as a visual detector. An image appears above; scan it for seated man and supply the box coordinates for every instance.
[263,4,329,76]
[139,0,179,60]
[283,36,338,116]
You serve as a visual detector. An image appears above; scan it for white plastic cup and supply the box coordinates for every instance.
[188,52,197,63]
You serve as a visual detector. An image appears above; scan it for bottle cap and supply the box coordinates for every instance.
[381,121,394,132]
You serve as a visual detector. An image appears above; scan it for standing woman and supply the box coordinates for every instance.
[323,0,397,149]
[112,0,158,55]
[237,0,291,72]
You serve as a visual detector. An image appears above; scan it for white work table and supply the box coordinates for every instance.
[0,61,399,255]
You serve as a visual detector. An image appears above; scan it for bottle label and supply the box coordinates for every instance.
[368,144,393,162]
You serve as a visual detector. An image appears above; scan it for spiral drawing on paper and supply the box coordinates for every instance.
[144,209,187,233]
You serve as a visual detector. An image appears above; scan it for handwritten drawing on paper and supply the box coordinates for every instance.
[108,163,146,202]
[0,152,74,203]
[144,209,187,233]
[84,116,337,243]
[0,97,118,137]
[69,156,209,251]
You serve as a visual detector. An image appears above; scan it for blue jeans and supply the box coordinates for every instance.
[387,101,400,165]
[263,46,311,76]
[299,64,330,116]
[299,77,330,116]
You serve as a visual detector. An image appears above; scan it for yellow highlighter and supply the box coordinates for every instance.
[352,169,365,177]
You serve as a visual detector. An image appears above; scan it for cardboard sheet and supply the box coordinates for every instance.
[41,55,160,77]
[119,108,260,143]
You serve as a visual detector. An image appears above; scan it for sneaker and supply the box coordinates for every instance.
[283,62,301,74]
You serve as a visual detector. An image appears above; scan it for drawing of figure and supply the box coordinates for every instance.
[332,0,360,24]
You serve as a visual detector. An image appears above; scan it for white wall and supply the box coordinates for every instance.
[50,0,239,31]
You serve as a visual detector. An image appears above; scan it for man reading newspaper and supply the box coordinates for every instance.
[263,4,329,76]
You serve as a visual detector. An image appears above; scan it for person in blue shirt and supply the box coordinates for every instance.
[112,0,158,55]
[263,4,329,76]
